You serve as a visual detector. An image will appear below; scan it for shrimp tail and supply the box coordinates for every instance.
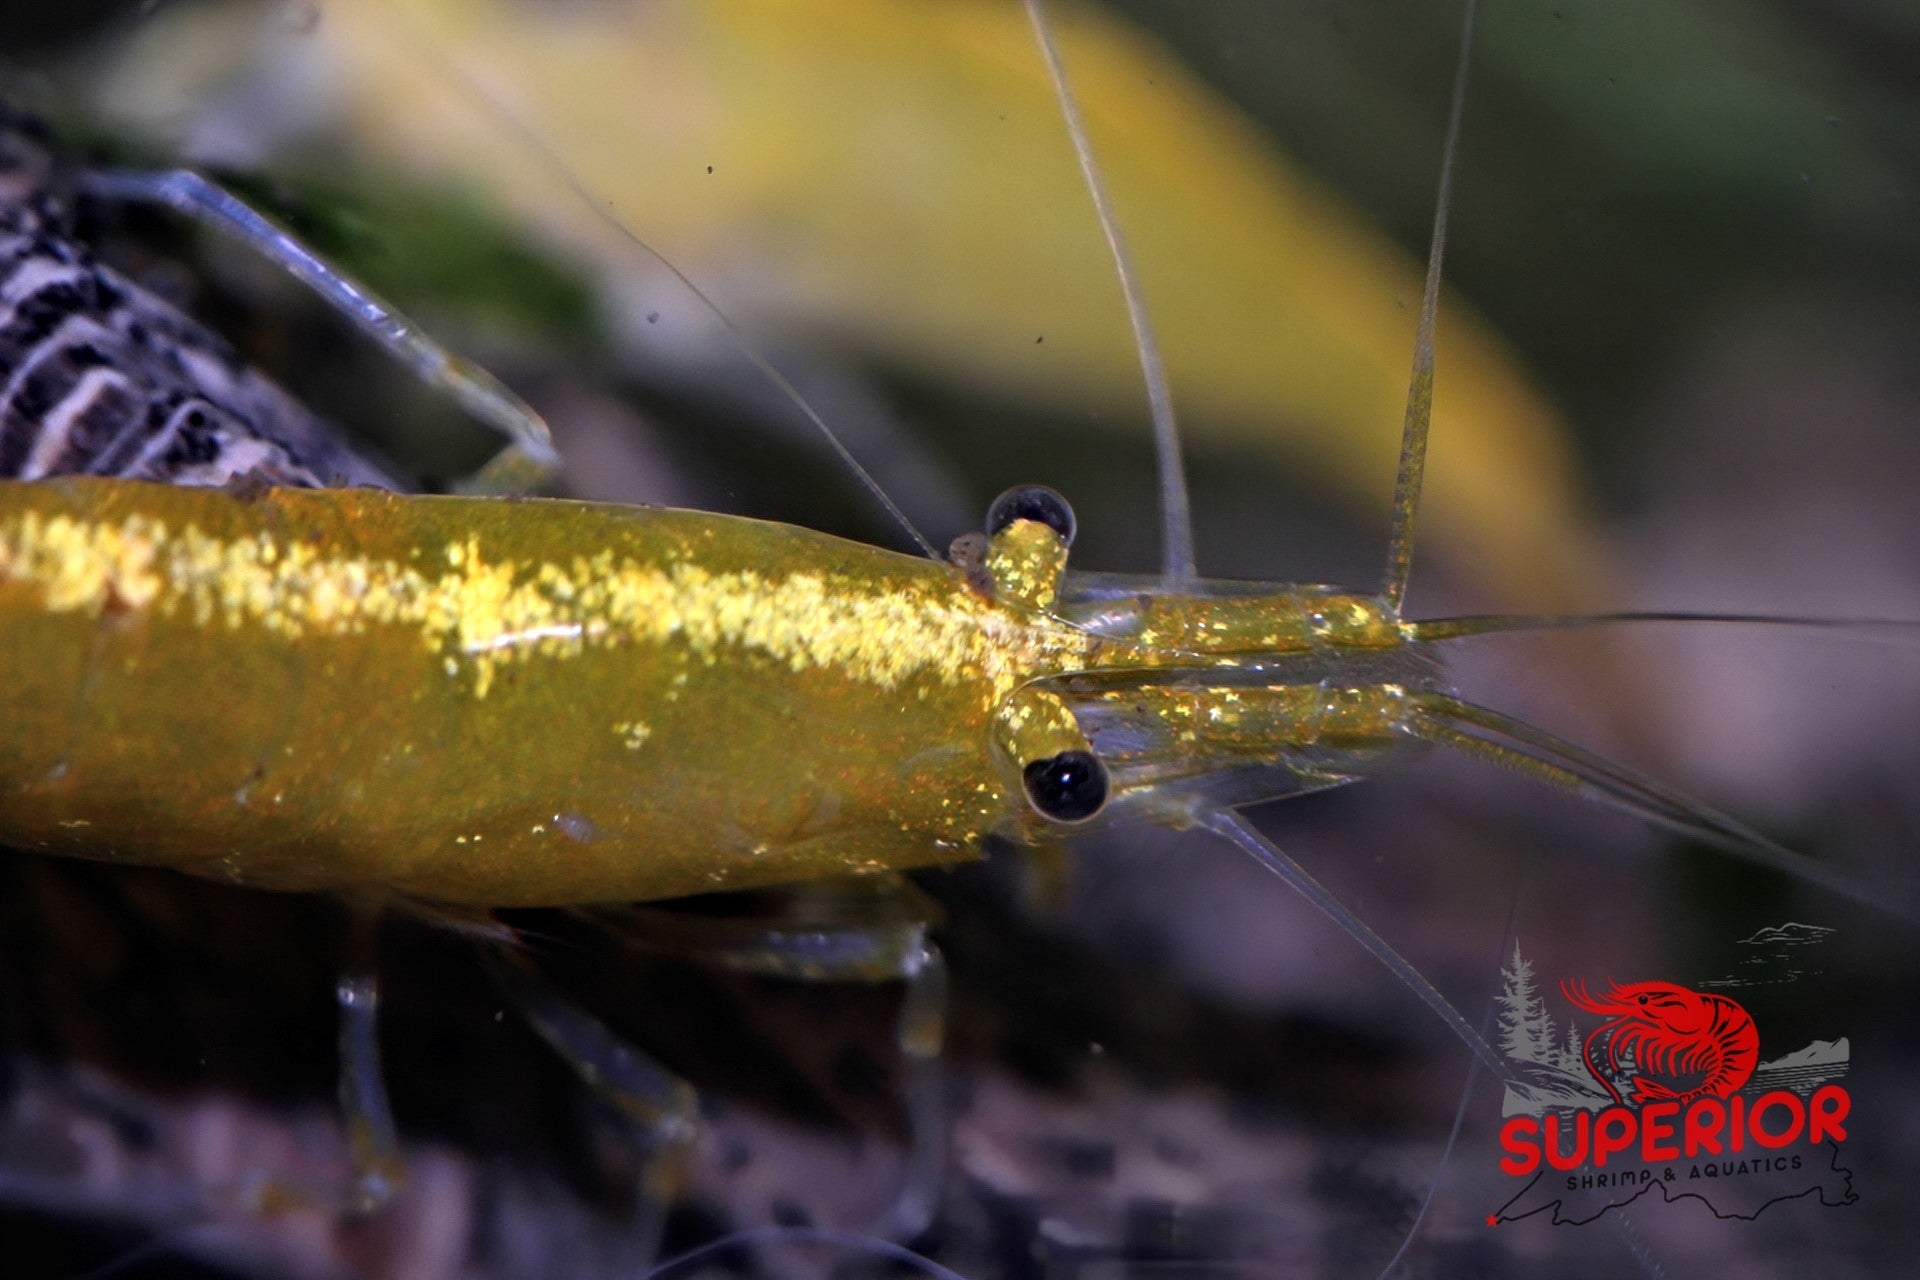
[1631,1077,1681,1103]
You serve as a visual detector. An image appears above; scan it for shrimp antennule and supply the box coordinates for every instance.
[1403,692,1914,917]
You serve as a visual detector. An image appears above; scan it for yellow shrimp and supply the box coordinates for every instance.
[4,2,1919,1277]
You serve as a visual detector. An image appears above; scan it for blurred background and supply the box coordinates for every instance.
[1,0,1918,1275]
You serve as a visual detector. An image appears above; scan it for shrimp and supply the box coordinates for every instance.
[4,2,1919,1278]
[1561,980,1761,1107]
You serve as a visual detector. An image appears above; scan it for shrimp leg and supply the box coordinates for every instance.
[587,879,952,1241]
[78,167,560,493]
[335,899,403,1212]
[475,942,699,1266]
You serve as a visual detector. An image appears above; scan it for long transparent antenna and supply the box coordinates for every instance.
[1379,0,1479,613]
[375,6,938,559]
[1021,0,1195,585]
[1409,610,1920,645]
[1376,890,1521,1278]
[1408,691,1915,917]
[80,167,562,494]
[1201,809,1509,1077]
[641,1225,973,1280]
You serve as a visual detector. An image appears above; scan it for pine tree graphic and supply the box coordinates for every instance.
[1560,1018,1585,1073]
[1497,940,1559,1065]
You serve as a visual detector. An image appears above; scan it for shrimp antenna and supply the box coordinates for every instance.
[1377,891,1522,1278]
[1022,0,1195,586]
[641,1224,971,1280]
[1407,691,1918,918]
[1410,610,1920,645]
[374,4,940,560]
[1202,809,1512,1077]
[1380,0,1479,612]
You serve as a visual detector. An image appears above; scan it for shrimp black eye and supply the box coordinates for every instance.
[1022,749,1108,823]
[987,484,1076,547]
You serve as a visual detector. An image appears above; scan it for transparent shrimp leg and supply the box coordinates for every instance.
[715,904,951,1244]
[210,897,404,1218]
[475,941,700,1268]
[478,894,953,1258]
[589,877,953,1243]
[77,167,561,494]
[334,899,404,1213]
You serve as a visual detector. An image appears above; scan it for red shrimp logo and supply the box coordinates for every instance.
[1490,936,1858,1226]
[1561,979,1759,1106]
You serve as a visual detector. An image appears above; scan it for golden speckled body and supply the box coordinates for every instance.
[0,476,1436,908]
[0,477,1122,904]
